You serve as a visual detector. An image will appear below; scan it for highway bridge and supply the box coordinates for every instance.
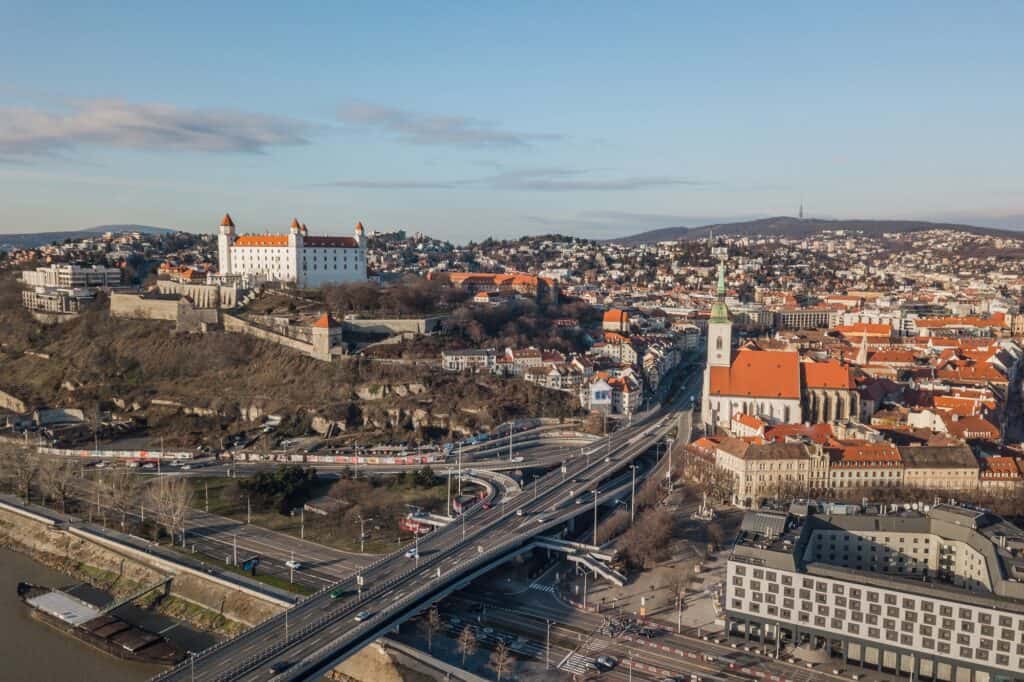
[152,406,684,681]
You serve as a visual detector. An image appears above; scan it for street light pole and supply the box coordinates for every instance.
[546,620,551,670]
[458,444,463,495]
[246,495,251,524]
[358,516,370,552]
[630,465,637,524]
[446,469,452,517]
[508,420,513,461]
[592,489,599,545]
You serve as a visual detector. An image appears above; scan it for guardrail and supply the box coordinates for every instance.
[0,495,60,526]
[155,416,675,681]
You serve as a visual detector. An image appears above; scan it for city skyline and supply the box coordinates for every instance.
[2,2,1023,240]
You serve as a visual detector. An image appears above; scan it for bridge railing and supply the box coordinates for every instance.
[157,421,675,680]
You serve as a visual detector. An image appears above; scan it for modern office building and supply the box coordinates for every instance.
[726,502,1024,682]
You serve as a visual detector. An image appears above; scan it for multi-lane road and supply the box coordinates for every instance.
[154,401,683,681]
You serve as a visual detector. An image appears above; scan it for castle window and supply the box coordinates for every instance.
[716,337,723,351]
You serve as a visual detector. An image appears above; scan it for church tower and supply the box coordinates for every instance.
[218,213,235,276]
[707,260,732,368]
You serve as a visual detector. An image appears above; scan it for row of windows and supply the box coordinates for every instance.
[731,569,1024,631]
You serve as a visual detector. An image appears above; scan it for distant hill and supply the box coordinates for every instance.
[610,217,1023,245]
[0,224,176,250]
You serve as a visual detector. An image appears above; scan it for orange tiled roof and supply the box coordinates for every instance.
[832,442,901,467]
[834,323,892,336]
[916,316,1005,329]
[603,309,629,323]
[765,423,833,444]
[312,313,338,328]
[802,360,855,389]
[234,235,289,247]
[980,456,1022,478]
[220,213,235,228]
[733,413,766,430]
[708,350,801,399]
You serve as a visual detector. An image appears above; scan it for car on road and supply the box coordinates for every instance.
[515,509,525,516]
[353,610,372,622]
[267,661,292,674]
[536,517,547,524]
[329,587,350,600]
[596,655,617,669]
[285,559,302,569]
[575,497,586,505]
[404,548,419,559]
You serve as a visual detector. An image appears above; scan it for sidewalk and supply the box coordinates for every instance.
[561,548,729,630]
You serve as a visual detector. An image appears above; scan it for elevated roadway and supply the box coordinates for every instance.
[153,406,683,681]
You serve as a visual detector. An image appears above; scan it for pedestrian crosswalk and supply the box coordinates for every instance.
[527,581,555,593]
[559,652,595,674]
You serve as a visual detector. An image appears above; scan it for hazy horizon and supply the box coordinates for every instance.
[2,3,1022,241]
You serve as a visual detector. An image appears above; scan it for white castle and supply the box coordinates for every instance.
[217,213,367,288]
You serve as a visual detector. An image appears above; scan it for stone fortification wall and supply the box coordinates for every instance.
[109,292,179,321]
[222,313,317,356]
[342,315,447,336]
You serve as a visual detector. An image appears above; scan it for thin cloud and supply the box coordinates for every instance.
[482,168,709,192]
[0,99,320,158]
[320,179,456,189]
[316,167,710,193]
[338,102,562,149]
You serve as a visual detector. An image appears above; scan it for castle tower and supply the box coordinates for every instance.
[217,213,235,275]
[311,312,342,361]
[354,221,366,249]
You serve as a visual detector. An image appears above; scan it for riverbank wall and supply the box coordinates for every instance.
[0,503,286,636]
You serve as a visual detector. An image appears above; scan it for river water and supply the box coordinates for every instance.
[0,547,215,682]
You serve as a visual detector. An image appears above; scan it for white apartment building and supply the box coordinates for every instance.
[21,264,122,288]
[217,213,367,288]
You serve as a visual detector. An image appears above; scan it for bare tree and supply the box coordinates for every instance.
[489,639,513,681]
[104,467,143,530]
[706,521,726,553]
[38,457,78,513]
[457,625,477,666]
[423,606,442,653]
[6,448,38,503]
[146,476,194,546]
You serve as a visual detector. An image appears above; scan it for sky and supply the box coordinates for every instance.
[1,1,1022,242]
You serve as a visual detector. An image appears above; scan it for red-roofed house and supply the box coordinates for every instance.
[602,308,630,333]
[979,456,1023,491]
[731,413,766,439]
[828,441,903,491]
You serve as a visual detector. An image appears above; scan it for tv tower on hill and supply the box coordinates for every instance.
[799,200,804,220]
